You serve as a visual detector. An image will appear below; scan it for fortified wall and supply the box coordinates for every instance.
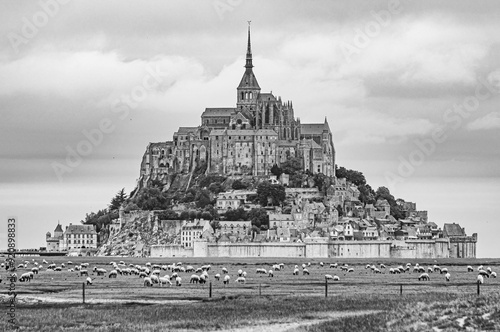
[150,238,476,258]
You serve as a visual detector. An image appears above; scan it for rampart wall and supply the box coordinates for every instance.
[150,238,475,258]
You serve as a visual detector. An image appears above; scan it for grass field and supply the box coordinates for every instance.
[1,256,499,331]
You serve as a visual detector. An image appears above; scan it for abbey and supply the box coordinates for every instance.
[140,26,335,181]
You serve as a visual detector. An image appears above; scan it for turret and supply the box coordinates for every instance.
[236,22,260,115]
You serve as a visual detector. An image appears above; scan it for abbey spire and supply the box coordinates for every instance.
[237,22,260,114]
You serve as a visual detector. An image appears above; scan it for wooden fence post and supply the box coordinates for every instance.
[477,282,480,296]
[400,284,403,295]
[82,282,85,304]
[259,283,261,296]
[325,277,328,298]
[209,282,212,298]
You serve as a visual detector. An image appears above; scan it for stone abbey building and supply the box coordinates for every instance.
[140,26,335,182]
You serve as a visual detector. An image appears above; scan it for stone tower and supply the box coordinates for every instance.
[236,23,260,122]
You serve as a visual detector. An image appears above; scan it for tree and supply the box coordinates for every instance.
[280,157,304,187]
[232,180,248,190]
[109,188,128,210]
[375,186,406,220]
[248,208,269,229]
[195,189,212,208]
[270,164,282,177]
[134,187,170,210]
[256,182,286,206]
[158,209,179,220]
[335,166,366,186]
[224,207,247,221]
[358,184,376,204]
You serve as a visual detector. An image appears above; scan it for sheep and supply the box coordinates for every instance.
[185,266,195,273]
[301,263,306,269]
[279,263,285,269]
[222,267,228,274]
[214,273,221,281]
[256,268,267,274]
[365,264,371,269]
[199,274,207,284]
[418,273,430,281]
[95,268,107,276]
[19,272,32,282]
[175,276,182,286]
[445,272,451,282]
[86,277,93,285]
[319,262,324,267]
[144,277,153,287]
[139,272,148,278]
[427,267,433,273]
[81,263,89,268]
[236,276,246,284]
[201,265,211,271]
[146,262,152,268]
[17,264,24,269]
[467,265,474,272]
[159,277,172,286]
[440,268,449,274]
[42,259,48,264]
[478,270,490,278]
[380,264,386,269]
[161,265,168,271]
[347,268,354,273]
[302,268,310,276]
[31,267,39,274]
[433,265,440,272]
[152,264,161,270]
[152,269,161,276]
[223,275,230,285]
[333,275,340,281]
[478,265,484,271]
[293,268,299,276]
[242,271,247,278]
[54,267,62,272]
[170,272,179,280]
[491,272,497,278]
[80,270,89,277]
[325,274,334,280]
[487,267,492,274]
[108,270,118,279]
[237,269,243,277]
[190,275,200,284]
[272,264,281,271]
[268,270,274,277]
[151,275,159,284]
[477,275,484,284]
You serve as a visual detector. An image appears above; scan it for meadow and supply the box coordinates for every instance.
[1,256,499,331]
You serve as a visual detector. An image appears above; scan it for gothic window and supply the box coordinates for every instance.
[241,92,244,100]
[249,92,253,99]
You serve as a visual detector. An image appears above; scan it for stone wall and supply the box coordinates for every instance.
[150,245,193,258]
[149,238,475,259]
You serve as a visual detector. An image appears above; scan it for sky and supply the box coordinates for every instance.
[0,0,499,257]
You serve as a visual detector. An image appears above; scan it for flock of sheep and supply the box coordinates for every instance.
[0,259,496,290]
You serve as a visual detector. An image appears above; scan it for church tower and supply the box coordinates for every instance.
[236,23,260,123]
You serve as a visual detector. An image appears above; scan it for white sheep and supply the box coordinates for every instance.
[333,275,340,281]
[487,267,492,274]
[440,268,449,275]
[185,266,195,272]
[330,263,338,268]
[302,268,310,276]
[190,275,200,284]
[325,274,334,280]
[86,277,92,285]
[301,263,306,269]
[242,271,247,278]
[477,274,484,284]
[144,277,153,287]
[347,268,354,273]
[19,272,32,282]
[223,275,230,285]
[42,259,48,264]
[202,264,211,271]
[150,275,159,284]
[467,265,474,272]
[80,270,89,276]
[478,265,484,271]
[445,272,451,282]
[380,264,386,269]
[159,277,172,286]
[199,274,207,284]
[214,273,221,281]
[478,270,489,278]
[236,276,246,284]
[491,272,497,278]
[152,269,161,276]
[108,270,118,279]
[222,267,228,274]
[319,262,324,267]
[31,267,39,274]
[293,268,299,276]
[139,271,148,278]
[418,273,430,281]
[237,269,243,277]
[256,268,267,274]
[175,276,182,286]
[268,270,274,277]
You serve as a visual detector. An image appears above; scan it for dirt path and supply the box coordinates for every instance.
[207,310,381,332]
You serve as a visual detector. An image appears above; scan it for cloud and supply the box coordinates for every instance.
[467,112,500,131]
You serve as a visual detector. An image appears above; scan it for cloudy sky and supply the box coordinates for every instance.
[0,0,499,257]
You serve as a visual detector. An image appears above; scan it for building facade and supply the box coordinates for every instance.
[139,26,335,186]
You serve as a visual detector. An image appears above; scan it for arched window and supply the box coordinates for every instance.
[249,92,253,99]
[241,92,244,100]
